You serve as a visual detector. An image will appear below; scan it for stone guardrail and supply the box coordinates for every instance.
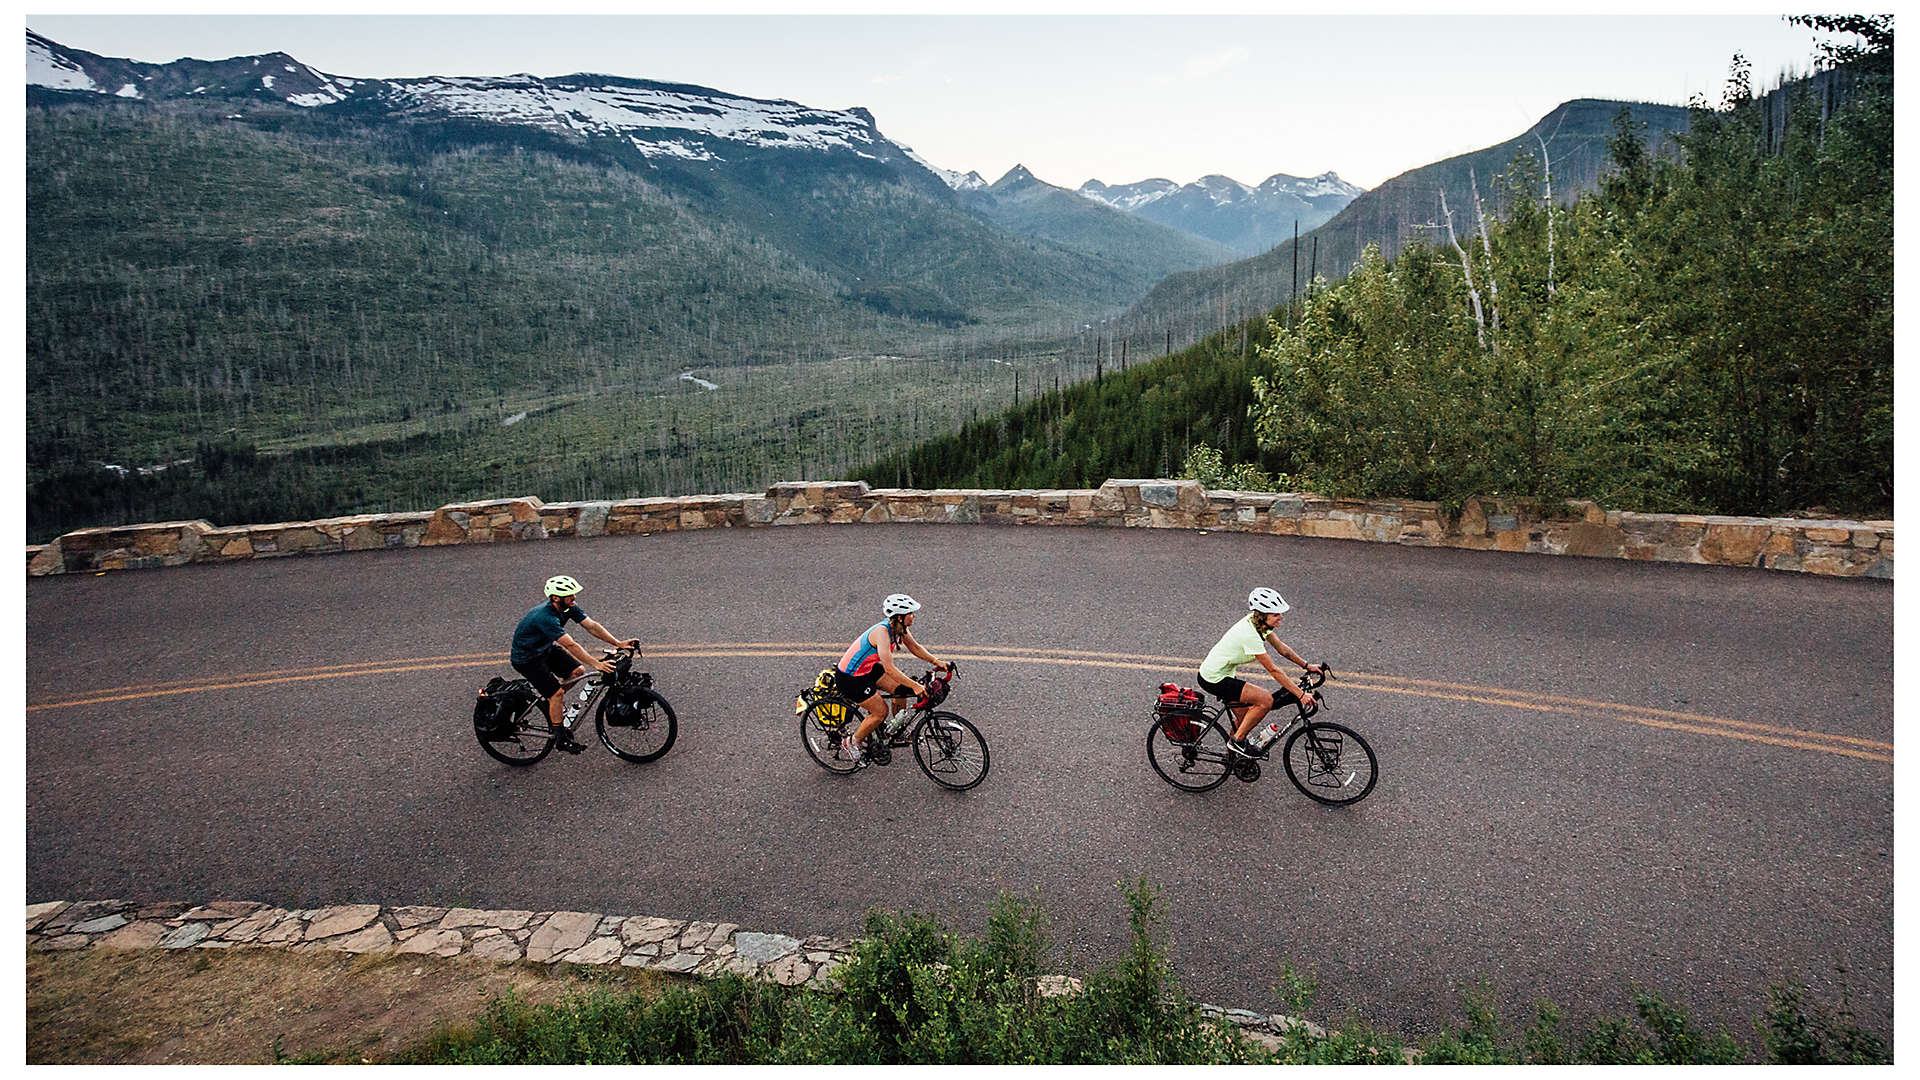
[25,898,1320,1052]
[26,479,1892,579]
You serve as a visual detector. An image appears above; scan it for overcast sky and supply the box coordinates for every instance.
[27,10,1830,190]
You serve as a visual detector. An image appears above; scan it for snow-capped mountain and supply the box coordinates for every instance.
[27,29,940,175]
[1078,170,1363,255]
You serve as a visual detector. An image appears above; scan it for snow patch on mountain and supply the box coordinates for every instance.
[26,33,96,92]
[381,75,889,161]
[903,146,985,190]
[1078,178,1177,212]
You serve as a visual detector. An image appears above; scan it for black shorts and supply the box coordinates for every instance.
[834,667,882,703]
[513,645,580,701]
[1198,673,1297,708]
[1197,672,1247,705]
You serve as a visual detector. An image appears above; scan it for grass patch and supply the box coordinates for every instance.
[392,883,1890,1065]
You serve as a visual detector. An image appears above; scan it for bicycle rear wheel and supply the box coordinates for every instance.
[801,697,862,774]
[1281,722,1377,806]
[1146,712,1233,792]
[596,688,677,763]
[479,701,558,767]
[911,712,989,791]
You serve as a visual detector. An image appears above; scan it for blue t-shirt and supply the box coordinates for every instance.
[511,600,588,665]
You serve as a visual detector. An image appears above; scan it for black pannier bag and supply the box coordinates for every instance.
[601,674,655,728]
[473,677,537,737]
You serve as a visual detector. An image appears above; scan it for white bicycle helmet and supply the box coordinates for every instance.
[883,593,922,616]
[1247,587,1290,614]
[545,575,583,598]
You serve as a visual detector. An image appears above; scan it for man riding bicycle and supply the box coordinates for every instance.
[836,593,950,768]
[510,575,641,754]
[1198,587,1320,755]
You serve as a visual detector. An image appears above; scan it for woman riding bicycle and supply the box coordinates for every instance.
[836,593,950,768]
[510,575,641,753]
[1198,587,1320,755]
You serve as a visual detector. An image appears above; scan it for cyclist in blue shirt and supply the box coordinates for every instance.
[835,593,950,768]
[511,575,640,753]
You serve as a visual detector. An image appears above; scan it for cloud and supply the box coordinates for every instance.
[871,73,901,85]
[1183,45,1249,81]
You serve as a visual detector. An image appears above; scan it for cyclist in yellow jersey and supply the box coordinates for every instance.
[1197,587,1320,755]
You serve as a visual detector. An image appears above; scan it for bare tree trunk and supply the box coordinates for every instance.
[1470,166,1500,337]
[1440,190,1488,348]
[1534,131,1557,296]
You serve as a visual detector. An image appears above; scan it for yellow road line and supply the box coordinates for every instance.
[1619,714,1894,764]
[26,645,1888,765]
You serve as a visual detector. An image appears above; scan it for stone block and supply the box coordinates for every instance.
[1299,518,1361,541]
[95,920,168,950]
[767,954,814,986]
[28,542,63,576]
[1553,522,1627,559]
[1803,527,1852,543]
[439,907,489,929]
[621,916,687,946]
[390,906,448,930]
[327,923,394,953]
[26,901,70,932]
[421,509,472,546]
[647,951,704,974]
[1459,499,1488,536]
[221,909,293,943]
[560,937,625,965]
[1699,523,1770,567]
[734,932,802,966]
[468,935,522,962]
[398,928,466,957]
[305,904,381,941]
[160,923,211,949]
[71,913,129,934]
[527,911,600,962]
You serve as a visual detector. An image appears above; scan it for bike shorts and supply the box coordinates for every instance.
[1199,672,1298,708]
[513,645,580,701]
[833,667,882,703]
[1196,672,1247,704]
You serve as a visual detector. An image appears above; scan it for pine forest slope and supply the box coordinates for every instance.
[866,60,1892,521]
[1127,99,1692,345]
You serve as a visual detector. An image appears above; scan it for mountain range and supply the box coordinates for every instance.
[1078,171,1362,255]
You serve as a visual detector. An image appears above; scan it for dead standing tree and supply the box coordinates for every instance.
[1439,189,1489,349]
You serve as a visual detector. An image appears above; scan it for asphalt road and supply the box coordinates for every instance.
[27,525,1893,1042]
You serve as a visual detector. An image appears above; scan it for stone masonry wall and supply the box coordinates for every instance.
[26,479,1893,579]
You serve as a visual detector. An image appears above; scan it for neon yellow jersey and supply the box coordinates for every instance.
[1200,616,1272,683]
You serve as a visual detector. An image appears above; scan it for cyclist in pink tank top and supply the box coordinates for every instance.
[835,593,950,768]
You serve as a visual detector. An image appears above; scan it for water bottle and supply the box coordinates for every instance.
[1249,719,1282,751]
[882,714,906,739]
[563,701,582,727]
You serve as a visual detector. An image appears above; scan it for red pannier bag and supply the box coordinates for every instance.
[1155,683,1204,744]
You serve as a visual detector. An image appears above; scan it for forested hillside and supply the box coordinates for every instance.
[25,97,1203,541]
[867,30,1893,520]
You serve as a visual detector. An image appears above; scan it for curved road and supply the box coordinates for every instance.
[27,525,1892,1041]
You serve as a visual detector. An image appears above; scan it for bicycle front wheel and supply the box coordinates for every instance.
[596,688,678,763]
[801,698,863,774]
[479,702,558,767]
[911,712,989,790]
[1282,722,1377,806]
[1146,713,1233,792]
